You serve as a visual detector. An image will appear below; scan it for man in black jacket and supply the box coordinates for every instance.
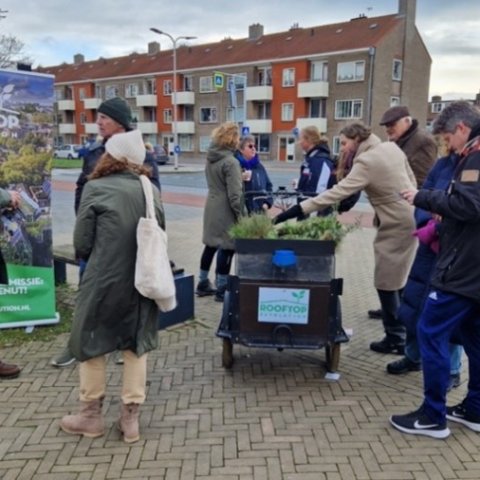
[390,101,480,439]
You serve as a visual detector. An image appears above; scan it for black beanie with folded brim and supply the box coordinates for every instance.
[98,97,132,131]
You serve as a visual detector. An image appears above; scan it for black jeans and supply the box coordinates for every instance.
[377,289,406,345]
[200,245,217,272]
[200,246,234,276]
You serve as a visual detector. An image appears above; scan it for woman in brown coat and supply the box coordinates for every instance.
[275,123,417,353]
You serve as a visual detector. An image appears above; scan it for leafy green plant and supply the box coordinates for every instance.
[229,213,357,245]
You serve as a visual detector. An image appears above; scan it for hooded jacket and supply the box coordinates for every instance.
[297,143,335,195]
[414,122,480,301]
[202,144,244,250]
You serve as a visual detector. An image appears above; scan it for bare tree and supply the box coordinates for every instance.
[0,34,30,68]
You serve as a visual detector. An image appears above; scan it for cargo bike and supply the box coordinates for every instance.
[216,190,349,373]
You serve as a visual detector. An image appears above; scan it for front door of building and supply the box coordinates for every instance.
[278,136,296,162]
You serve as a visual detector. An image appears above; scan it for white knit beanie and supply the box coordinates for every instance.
[105,129,145,165]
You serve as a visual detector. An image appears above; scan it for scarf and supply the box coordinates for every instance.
[236,153,260,170]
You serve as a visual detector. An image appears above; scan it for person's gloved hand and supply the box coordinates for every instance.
[273,204,303,225]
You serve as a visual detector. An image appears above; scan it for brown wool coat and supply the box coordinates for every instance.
[301,134,417,291]
[396,121,437,188]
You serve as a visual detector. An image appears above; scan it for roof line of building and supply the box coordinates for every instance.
[53,47,370,86]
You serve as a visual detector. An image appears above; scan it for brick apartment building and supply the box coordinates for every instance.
[39,0,430,162]
[427,91,480,131]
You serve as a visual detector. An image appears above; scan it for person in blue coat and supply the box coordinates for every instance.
[234,135,273,214]
[386,151,463,389]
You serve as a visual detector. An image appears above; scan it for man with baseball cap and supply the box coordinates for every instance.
[51,97,161,368]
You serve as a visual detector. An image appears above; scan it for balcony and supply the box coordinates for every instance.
[245,86,273,102]
[173,91,195,105]
[84,123,98,134]
[297,81,329,98]
[296,117,327,133]
[57,99,75,111]
[83,97,102,109]
[136,94,157,107]
[136,122,158,134]
[176,121,195,134]
[245,119,272,134]
[58,123,76,134]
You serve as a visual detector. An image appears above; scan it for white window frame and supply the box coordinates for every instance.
[254,134,271,153]
[336,61,365,82]
[392,59,403,81]
[281,103,294,121]
[183,75,193,92]
[163,79,172,96]
[105,85,119,99]
[178,134,193,152]
[431,102,444,113]
[332,135,340,155]
[199,136,211,152]
[257,67,272,86]
[79,88,86,100]
[282,68,295,87]
[125,83,139,98]
[227,73,247,91]
[163,108,172,124]
[79,112,86,125]
[334,99,363,120]
[226,106,245,123]
[311,61,328,82]
[390,96,401,107]
[199,106,218,123]
[199,76,215,93]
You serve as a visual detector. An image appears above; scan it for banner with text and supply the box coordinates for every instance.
[0,69,58,328]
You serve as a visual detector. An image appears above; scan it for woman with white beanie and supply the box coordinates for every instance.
[60,129,166,443]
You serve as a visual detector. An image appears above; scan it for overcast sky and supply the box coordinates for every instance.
[1,0,479,99]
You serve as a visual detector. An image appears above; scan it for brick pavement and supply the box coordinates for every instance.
[1,203,479,480]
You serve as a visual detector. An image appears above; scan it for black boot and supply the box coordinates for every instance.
[370,338,405,355]
[214,285,226,303]
[195,279,216,297]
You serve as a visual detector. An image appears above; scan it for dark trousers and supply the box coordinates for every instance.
[418,290,480,424]
[377,289,405,344]
[200,246,234,276]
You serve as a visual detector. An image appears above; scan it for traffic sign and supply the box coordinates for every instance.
[242,126,250,136]
[292,127,300,137]
[174,145,181,154]
[214,72,224,89]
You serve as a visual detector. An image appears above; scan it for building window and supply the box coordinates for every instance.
[311,61,328,82]
[179,134,193,152]
[200,107,218,123]
[309,98,327,118]
[332,136,340,155]
[282,68,295,87]
[227,74,247,91]
[183,105,194,121]
[199,76,215,93]
[163,109,172,124]
[334,99,363,119]
[199,136,211,152]
[183,75,193,92]
[163,80,172,96]
[226,106,245,123]
[79,88,86,100]
[131,109,140,124]
[105,85,119,99]
[79,112,86,125]
[257,67,272,86]
[431,102,444,113]
[95,85,102,98]
[392,59,403,81]
[256,102,271,119]
[126,83,139,98]
[390,96,401,107]
[254,134,271,153]
[281,103,294,121]
[337,61,365,82]
[144,79,156,95]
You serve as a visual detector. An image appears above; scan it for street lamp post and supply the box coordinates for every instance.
[150,28,197,171]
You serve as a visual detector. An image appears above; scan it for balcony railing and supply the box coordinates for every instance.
[296,117,327,133]
[57,99,75,111]
[83,98,103,109]
[245,119,272,134]
[173,91,195,105]
[245,86,273,102]
[136,122,158,134]
[84,123,98,134]
[297,81,329,98]
[176,121,195,134]
[136,94,157,107]
[58,123,77,134]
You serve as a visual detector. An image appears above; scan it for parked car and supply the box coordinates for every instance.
[53,144,81,159]
[152,145,170,165]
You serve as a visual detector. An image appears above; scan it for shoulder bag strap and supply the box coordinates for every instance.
[139,175,155,219]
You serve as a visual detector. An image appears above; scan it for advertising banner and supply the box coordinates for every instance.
[258,287,310,325]
[0,68,58,328]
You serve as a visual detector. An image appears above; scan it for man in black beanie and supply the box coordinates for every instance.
[73,96,160,213]
[51,97,161,368]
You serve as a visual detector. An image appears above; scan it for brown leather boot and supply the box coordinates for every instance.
[60,398,105,438]
[118,403,140,443]
[0,360,21,379]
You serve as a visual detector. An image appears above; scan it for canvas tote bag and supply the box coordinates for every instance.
[135,175,177,312]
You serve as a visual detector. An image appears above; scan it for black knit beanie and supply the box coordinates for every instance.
[97,97,132,130]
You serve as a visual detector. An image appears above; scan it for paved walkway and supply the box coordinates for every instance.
[1,199,479,479]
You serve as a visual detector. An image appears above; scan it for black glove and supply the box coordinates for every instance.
[273,204,303,225]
